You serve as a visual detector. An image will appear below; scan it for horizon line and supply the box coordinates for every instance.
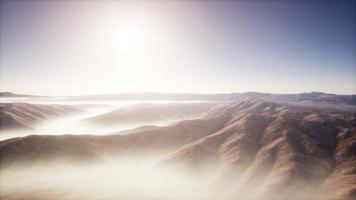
[1,90,355,97]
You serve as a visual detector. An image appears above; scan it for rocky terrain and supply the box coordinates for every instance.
[0,100,355,199]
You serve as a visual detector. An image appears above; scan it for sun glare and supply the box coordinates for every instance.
[117,24,146,52]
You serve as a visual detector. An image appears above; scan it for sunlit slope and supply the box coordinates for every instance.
[0,103,82,130]
[85,103,214,126]
[0,100,355,199]
[0,117,226,165]
[164,101,356,199]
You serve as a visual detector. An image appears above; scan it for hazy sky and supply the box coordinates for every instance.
[1,1,355,95]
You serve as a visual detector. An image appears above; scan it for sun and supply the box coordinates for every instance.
[117,24,146,52]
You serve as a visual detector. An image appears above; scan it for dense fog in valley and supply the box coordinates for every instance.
[0,98,218,199]
[0,155,322,200]
[0,93,355,200]
[0,97,212,141]
[0,157,206,200]
[1,0,355,199]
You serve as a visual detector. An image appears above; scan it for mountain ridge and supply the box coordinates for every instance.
[0,99,355,199]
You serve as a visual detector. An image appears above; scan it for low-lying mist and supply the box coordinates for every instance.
[0,101,210,141]
[0,154,326,200]
[0,156,212,200]
[1,99,354,199]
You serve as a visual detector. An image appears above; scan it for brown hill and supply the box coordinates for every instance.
[0,100,355,199]
[0,103,81,130]
[163,101,356,199]
[84,103,214,126]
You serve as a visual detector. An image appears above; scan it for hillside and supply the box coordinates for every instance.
[2,91,355,107]
[0,100,355,199]
[0,92,32,97]
[85,103,214,126]
[0,103,81,130]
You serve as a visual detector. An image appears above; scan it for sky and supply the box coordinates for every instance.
[0,0,355,95]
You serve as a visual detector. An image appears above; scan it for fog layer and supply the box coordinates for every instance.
[0,99,355,200]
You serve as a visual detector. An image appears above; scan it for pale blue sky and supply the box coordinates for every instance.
[1,1,355,95]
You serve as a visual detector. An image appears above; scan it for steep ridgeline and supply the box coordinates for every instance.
[164,101,356,199]
[0,103,82,130]
[0,100,355,199]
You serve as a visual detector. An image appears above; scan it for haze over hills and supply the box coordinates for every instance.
[1,0,355,199]
[2,91,356,107]
[85,103,214,126]
[0,92,33,97]
[0,99,355,199]
[0,103,82,131]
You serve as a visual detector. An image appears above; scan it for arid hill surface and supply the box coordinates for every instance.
[0,103,81,130]
[0,100,355,199]
[2,91,355,107]
[85,103,214,126]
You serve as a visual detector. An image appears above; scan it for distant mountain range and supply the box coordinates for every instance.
[0,92,33,97]
[1,91,356,109]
